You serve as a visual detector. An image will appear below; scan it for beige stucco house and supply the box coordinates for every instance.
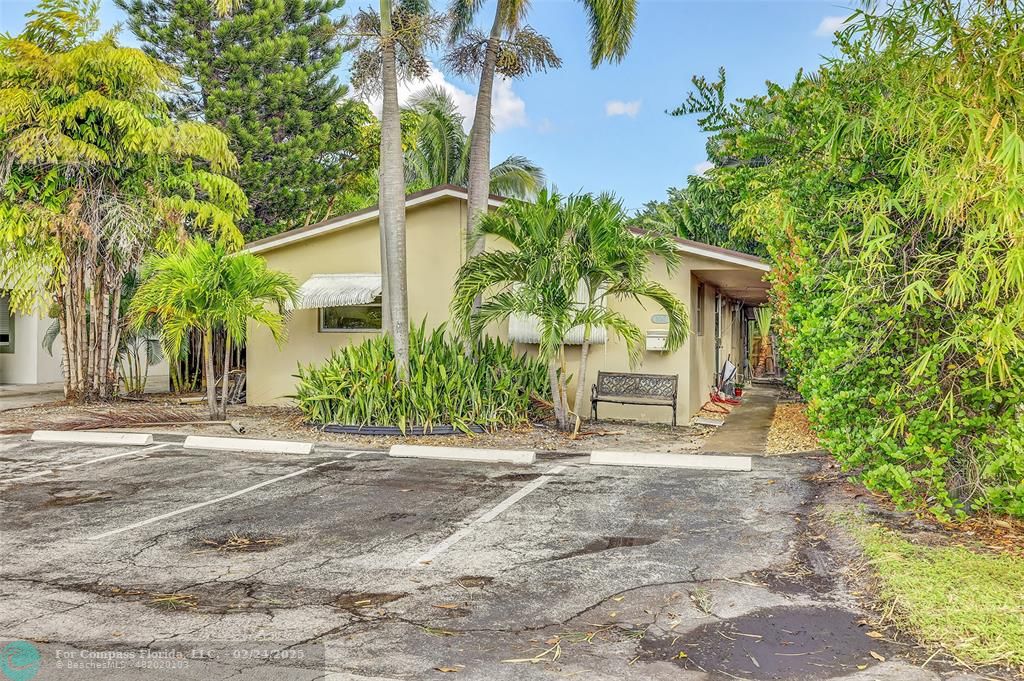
[243,185,770,423]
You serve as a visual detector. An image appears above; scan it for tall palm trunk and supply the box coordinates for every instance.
[465,10,503,283]
[219,334,232,420]
[379,215,391,333]
[379,0,410,379]
[203,328,217,420]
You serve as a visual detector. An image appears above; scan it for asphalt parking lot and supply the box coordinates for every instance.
[0,434,964,681]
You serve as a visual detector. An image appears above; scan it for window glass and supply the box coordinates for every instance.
[0,295,12,348]
[320,296,383,331]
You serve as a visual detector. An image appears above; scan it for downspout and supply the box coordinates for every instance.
[714,290,722,385]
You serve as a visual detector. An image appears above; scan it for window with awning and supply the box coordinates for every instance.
[287,274,383,311]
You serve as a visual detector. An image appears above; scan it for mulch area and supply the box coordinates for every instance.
[949,515,1024,557]
[0,395,714,454]
[765,402,820,454]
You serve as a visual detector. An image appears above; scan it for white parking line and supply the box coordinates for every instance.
[0,443,172,484]
[345,452,362,458]
[87,460,342,541]
[412,465,568,566]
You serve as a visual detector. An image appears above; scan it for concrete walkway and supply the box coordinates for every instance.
[699,384,778,455]
[0,382,64,412]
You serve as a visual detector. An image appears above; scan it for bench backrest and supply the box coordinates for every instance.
[595,371,678,398]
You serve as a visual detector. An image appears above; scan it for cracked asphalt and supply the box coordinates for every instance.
[0,434,982,680]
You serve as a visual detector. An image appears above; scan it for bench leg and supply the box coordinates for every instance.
[672,403,677,427]
[591,399,598,422]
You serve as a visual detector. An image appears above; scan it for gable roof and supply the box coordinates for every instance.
[244,184,770,273]
[244,184,504,254]
[671,236,770,271]
[627,228,769,271]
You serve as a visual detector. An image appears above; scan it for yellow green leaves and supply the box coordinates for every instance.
[0,1,249,313]
[675,0,1024,517]
[294,324,549,432]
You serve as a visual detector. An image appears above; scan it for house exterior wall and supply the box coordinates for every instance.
[246,197,474,405]
[0,312,62,385]
[561,256,745,424]
[0,308,170,390]
[247,196,763,424]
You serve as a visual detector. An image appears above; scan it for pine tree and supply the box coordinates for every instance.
[117,0,377,240]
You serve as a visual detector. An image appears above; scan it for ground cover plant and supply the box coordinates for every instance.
[851,519,1024,672]
[293,323,550,433]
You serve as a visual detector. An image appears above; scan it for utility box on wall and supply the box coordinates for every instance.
[646,330,669,352]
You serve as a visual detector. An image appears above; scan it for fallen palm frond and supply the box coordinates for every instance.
[0,405,200,434]
[195,533,284,553]
[148,593,199,609]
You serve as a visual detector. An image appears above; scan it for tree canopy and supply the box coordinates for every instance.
[117,0,378,240]
[0,0,247,399]
[404,86,544,199]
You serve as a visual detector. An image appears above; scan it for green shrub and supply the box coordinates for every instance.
[293,323,550,433]
[792,290,1024,519]
[671,0,1024,518]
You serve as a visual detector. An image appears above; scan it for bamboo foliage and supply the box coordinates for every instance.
[676,0,1024,516]
[0,0,247,400]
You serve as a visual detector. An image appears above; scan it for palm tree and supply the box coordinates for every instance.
[130,238,297,420]
[42,272,164,396]
[569,193,688,431]
[350,3,441,380]
[451,190,686,431]
[445,0,637,283]
[405,86,544,199]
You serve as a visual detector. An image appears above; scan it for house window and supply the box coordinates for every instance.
[0,294,14,353]
[319,296,383,332]
[694,282,705,336]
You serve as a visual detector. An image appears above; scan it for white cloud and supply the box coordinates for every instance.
[364,63,527,133]
[491,76,527,131]
[536,118,555,134]
[814,15,851,37]
[605,99,642,118]
[693,160,715,177]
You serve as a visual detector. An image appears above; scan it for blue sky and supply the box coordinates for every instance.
[0,0,853,211]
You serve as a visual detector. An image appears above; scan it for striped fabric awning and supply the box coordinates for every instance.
[287,274,382,311]
[508,315,608,345]
[507,281,608,345]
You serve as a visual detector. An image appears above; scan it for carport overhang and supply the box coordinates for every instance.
[671,236,772,305]
[628,229,772,304]
[690,266,771,305]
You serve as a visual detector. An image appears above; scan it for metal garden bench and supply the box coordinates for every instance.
[590,371,679,426]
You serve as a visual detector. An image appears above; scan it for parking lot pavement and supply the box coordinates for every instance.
[0,435,967,681]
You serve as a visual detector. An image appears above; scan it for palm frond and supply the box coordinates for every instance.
[578,0,637,67]
[488,155,545,199]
